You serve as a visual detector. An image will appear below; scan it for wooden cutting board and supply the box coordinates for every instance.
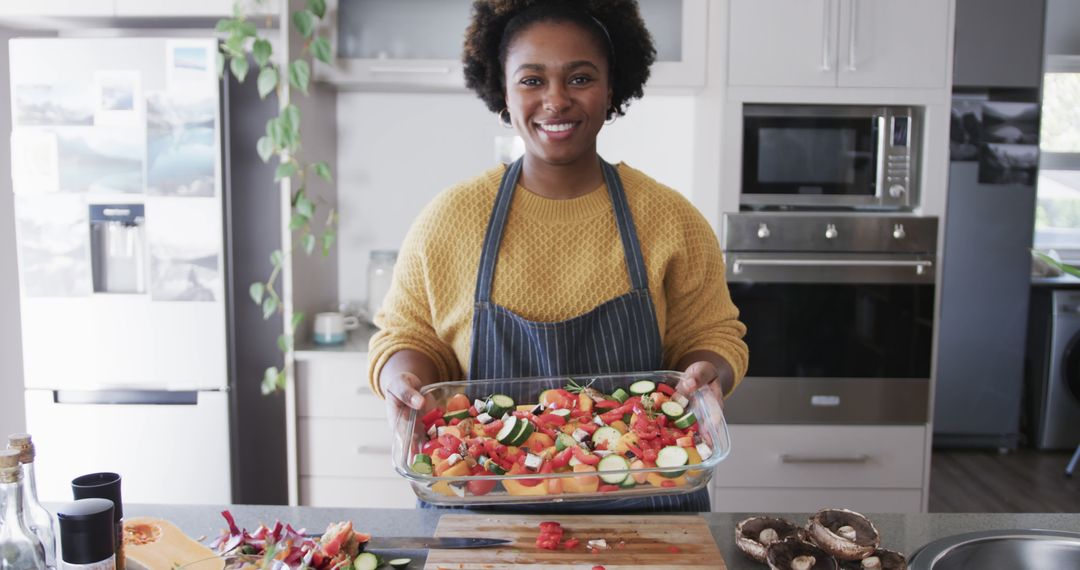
[424,514,726,569]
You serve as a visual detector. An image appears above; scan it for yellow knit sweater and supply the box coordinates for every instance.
[368,162,748,395]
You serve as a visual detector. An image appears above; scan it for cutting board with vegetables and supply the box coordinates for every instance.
[425,514,726,569]
[122,517,219,570]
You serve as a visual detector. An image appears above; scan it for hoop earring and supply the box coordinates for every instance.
[498,108,513,129]
[604,105,619,125]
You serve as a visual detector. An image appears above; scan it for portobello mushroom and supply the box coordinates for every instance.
[807,509,881,561]
[735,516,806,563]
[766,537,839,570]
[839,549,907,570]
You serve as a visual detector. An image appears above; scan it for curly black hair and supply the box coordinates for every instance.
[463,0,656,119]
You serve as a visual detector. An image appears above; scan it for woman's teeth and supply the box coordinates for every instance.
[539,122,575,132]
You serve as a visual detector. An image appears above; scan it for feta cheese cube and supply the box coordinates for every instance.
[476,412,494,424]
[572,428,590,442]
[524,453,543,470]
[501,413,510,421]
[587,539,608,549]
[593,415,605,426]
[427,424,438,437]
[436,426,450,437]
[673,393,690,408]
[446,453,463,466]
[696,442,713,460]
[594,450,614,457]
[474,399,487,412]
[569,455,582,467]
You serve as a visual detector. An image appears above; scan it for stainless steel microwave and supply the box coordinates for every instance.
[741,104,919,210]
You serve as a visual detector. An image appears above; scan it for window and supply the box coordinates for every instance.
[1034,56,1080,260]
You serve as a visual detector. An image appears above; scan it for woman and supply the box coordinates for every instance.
[369,0,748,512]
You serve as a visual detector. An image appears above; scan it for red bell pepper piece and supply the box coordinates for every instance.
[438,434,462,452]
[661,480,676,488]
[550,447,574,469]
[571,446,600,465]
[643,447,659,462]
[432,418,447,428]
[539,521,562,532]
[468,407,479,417]
[449,417,462,426]
[421,439,441,456]
[421,407,444,426]
[482,419,504,436]
[537,413,567,426]
[627,443,645,459]
[577,422,598,435]
[656,383,675,396]
[563,538,580,549]
[598,484,620,492]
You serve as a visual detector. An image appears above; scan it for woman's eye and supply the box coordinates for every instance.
[570,75,593,85]
[520,77,542,87]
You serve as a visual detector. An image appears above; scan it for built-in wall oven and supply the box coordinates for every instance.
[742,104,919,210]
[722,213,936,425]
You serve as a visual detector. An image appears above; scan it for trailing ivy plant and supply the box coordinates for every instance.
[216,0,337,395]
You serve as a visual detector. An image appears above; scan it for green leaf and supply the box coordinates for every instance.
[256,136,275,163]
[215,18,235,33]
[238,21,257,38]
[289,212,308,230]
[270,249,284,267]
[262,296,279,320]
[261,366,280,395]
[321,231,336,256]
[289,59,311,94]
[306,0,326,18]
[230,55,249,82]
[267,118,286,150]
[291,312,305,332]
[311,35,332,65]
[277,369,287,391]
[275,162,298,182]
[292,9,316,39]
[277,334,293,353]
[302,233,316,255]
[282,104,300,130]
[224,35,246,57]
[249,282,266,305]
[252,38,273,68]
[216,51,226,78]
[257,66,278,99]
[312,161,333,182]
[295,192,315,218]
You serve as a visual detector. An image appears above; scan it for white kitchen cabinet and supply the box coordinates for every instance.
[114,0,278,17]
[0,1,113,17]
[316,0,707,89]
[294,349,417,508]
[728,0,951,89]
[709,425,928,513]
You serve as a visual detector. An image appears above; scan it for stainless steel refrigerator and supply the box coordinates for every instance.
[8,36,285,504]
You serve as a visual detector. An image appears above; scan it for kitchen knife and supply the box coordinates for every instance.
[365,537,511,550]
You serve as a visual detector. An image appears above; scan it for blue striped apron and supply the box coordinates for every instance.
[421,157,709,513]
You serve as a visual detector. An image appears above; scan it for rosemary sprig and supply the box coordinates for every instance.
[564,376,596,394]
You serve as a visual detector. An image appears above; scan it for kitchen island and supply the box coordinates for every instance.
[125,504,1080,569]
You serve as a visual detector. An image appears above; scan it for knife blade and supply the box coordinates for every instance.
[365,537,511,550]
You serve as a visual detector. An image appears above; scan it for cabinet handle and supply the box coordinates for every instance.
[847,0,858,71]
[369,65,453,75]
[780,453,870,464]
[820,0,832,71]
[356,445,393,455]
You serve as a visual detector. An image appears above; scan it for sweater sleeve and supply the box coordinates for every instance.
[367,201,464,397]
[660,203,749,390]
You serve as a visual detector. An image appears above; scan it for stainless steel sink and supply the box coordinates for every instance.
[909,529,1080,570]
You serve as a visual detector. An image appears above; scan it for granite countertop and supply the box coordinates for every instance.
[124,504,1080,569]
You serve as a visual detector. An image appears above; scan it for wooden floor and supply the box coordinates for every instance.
[929,447,1080,512]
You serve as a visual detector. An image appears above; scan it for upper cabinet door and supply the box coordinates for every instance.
[0,0,112,17]
[836,0,951,89]
[640,0,708,88]
[728,0,839,87]
[114,0,278,17]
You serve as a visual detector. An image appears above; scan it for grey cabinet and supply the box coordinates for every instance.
[953,0,1046,88]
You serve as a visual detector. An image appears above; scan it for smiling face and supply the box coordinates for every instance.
[503,20,612,170]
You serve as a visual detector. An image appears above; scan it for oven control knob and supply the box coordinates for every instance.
[893,223,906,240]
[825,224,838,240]
[757,223,771,239]
[889,184,906,198]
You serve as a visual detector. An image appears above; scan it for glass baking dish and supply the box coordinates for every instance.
[392,371,731,506]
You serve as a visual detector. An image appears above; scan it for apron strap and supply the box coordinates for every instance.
[473,157,650,302]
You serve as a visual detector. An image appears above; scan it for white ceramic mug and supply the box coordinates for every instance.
[312,312,360,345]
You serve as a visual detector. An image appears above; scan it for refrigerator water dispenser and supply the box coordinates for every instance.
[90,204,146,294]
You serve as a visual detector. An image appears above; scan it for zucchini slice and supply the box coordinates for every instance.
[628,379,656,396]
[673,411,698,429]
[597,454,631,484]
[388,559,412,570]
[591,426,622,451]
[609,387,630,403]
[442,408,471,422]
[555,432,577,452]
[485,394,515,418]
[495,416,520,445]
[660,401,685,420]
[656,445,689,478]
[410,454,433,475]
[354,552,380,570]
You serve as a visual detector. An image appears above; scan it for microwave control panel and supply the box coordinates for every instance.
[884,115,913,200]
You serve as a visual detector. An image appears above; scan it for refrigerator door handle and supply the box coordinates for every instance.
[53,390,199,405]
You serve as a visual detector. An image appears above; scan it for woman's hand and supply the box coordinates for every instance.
[675,351,736,407]
[383,371,427,433]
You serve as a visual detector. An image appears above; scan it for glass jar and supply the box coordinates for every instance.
[366,250,398,321]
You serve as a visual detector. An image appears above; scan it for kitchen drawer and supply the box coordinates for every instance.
[298,417,398,478]
[710,487,924,514]
[300,476,416,509]
[713,425,926,489]
[296,356,385,419]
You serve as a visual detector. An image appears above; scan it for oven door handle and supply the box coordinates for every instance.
[780,453,870,464]
[732,258,933,275]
